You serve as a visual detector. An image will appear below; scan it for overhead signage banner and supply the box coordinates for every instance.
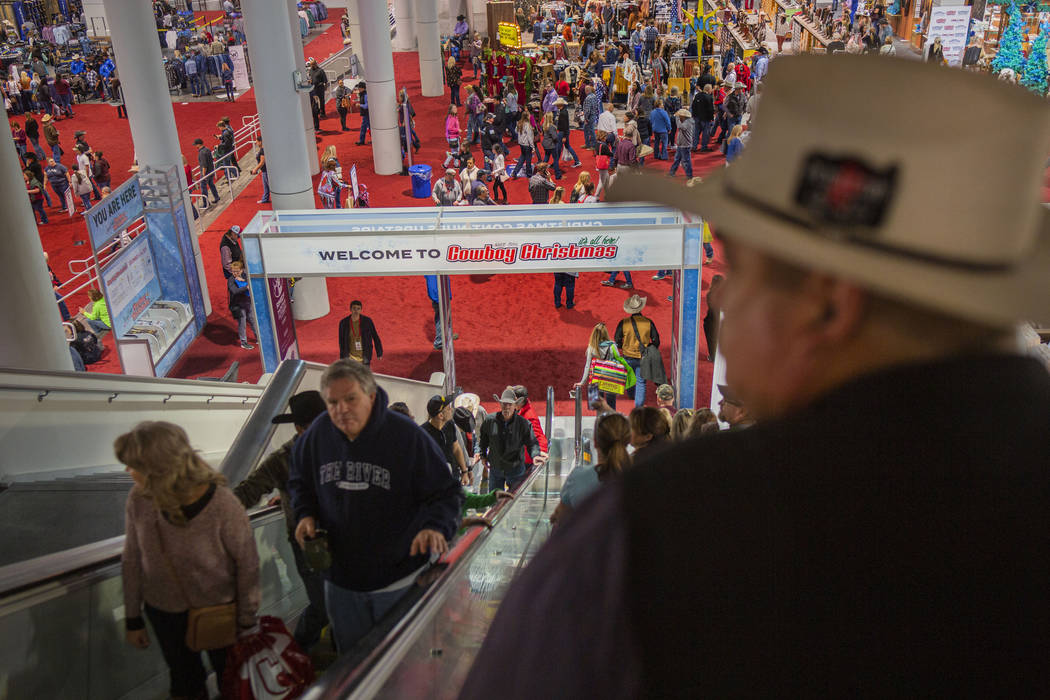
[255,226,684,276]
[86,176,144,252]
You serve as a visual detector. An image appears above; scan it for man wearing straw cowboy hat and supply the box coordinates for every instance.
[461,55,1050,697]
[614,294,661,407]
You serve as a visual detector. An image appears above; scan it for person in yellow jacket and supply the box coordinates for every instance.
[614,294,660,407]
[80,288,110,334]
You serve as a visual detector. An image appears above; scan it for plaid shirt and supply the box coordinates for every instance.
[85,70,98,88]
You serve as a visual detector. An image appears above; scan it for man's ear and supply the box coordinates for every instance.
[801,276,867,347]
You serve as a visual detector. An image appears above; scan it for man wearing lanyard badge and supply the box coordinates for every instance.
[337,300,384,366]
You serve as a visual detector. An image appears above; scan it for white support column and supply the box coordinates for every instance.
[0,102,75,371]
[103,0,211,315]
[244,0,330,321]
[415,0,444,97]
[468,0,487,40]
[288,0,320,175]
[393,0,416,50]
[358,0,402,175]
[348,0,366,77]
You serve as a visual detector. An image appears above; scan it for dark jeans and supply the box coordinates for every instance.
[30,198,48,224]
[510,144,534,178]
[541,142,563,178]
[489,464,526,492]
[669,147,693,177]
[491,177,507,200]
[144,603,228,699]
[359,113,370,143]
[653,131,669,159]
[290,537,329,650]
[201,175,219,202]
[553,273,576,307]
[450,85,461,106]
[561,132,580,163]
[337,106,348,130]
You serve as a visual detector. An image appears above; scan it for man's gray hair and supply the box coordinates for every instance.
[321,359,377,395]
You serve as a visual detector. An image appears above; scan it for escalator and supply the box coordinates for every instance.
[0,364,579,699]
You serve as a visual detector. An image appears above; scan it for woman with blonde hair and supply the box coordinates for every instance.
[725,124,745,164]
[569,170,592,203]
[318,158,347,208]
[119,421,260,700]
[576,322,630,412]
[670,408,696,440]
[550,412,631,527]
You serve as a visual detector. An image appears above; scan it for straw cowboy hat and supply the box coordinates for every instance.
[624,294,647,314]
[454,392,481,417]
[554,97,567,106]
[675,108,692,118]
[608,55,1050,327]
[41,114,51,122]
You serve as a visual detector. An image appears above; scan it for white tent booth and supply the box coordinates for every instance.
[240,203,711,408]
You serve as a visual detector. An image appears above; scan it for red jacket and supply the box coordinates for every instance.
[518,400,548,464]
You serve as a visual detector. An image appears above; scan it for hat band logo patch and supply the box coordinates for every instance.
[794,154,897,229]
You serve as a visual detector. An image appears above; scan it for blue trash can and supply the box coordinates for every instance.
[409,165,432,199]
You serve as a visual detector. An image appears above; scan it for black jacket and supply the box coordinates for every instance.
[480,412,540,473]
[557,106,571,136]
[337,313,383,364]
[480,123,502,152]
[692,91,714,122]
[461,355,1050,698]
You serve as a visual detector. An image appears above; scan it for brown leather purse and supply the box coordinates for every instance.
[156,517,238,652]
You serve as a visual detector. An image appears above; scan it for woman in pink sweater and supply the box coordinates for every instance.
[119,421,260,700]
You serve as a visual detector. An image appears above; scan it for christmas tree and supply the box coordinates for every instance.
[993,0,1027,75]
[1021,23,1049,94]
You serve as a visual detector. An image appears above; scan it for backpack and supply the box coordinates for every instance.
[72,331,102,364]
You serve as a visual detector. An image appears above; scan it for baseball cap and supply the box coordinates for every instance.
[427,393,458,417]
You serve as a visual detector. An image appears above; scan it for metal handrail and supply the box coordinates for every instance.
[311,458,551,699]
[0,361,305,599]
[574,385,583,462]
[218,359,307,484]
[544,385,554,507]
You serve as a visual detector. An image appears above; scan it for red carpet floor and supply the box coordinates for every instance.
[36,14,729,414]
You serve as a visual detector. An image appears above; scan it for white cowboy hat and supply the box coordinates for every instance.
[608,55,1050,327]
[454,392,481,416]
[624,294,647,314]
[675,108,692,118]
[554,97,567,105]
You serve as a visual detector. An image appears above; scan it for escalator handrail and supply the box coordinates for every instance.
[0,365,266,401]
[0,505,283,601]
[309,456,553,699]
[0,360,313,601]
[218,359,309,484]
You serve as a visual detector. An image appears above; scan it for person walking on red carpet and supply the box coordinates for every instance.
[337,300,383,366]
[227,261,257,350]
[194,138,220,205]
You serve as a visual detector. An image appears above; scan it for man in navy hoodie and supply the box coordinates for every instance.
[288,360,463,653]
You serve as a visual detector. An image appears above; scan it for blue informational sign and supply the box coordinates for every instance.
[100,234,162,338]
[86,176,144,252]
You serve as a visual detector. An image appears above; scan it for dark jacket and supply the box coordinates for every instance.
[233,437,297,536]
[556,106,571,136]
[480,123,501,152]
[197,146,215,175]
[480,412,540,474]
[692,91,714,122]
[288,386,463,592]
[460,355,1050,698]
[337,313,383,364]
[227,275,251,311]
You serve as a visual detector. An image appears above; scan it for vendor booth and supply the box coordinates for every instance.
[240,204,712,409]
